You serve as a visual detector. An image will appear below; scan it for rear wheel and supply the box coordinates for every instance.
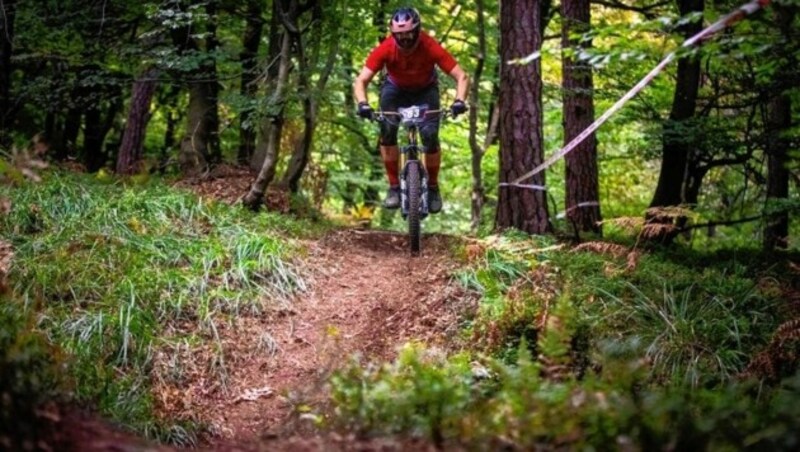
[406,160,421,255]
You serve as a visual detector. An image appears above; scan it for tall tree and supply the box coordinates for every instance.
[237,0,264,165]
[763,4,796,251]
[243,30,292,210]
[249,0,287,170]
[562,0,601,236]
[0,0,16,148]
[280,1,339,192]
[496,0,550,234]
[467,0,499,233]
[83,72,122,173]
[169,0,221,176]
[203,0,221,165]
[647,0,704,239]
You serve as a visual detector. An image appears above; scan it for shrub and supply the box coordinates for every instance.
[329,342,800,450]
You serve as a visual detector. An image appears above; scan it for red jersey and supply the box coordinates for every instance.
[364,31,458,90]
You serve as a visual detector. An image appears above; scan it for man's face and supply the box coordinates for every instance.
[394,31,416,49]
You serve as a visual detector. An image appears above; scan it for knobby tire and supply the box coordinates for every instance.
[407,161,421,255]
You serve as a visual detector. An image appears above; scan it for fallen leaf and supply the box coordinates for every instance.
[233,386,274,404]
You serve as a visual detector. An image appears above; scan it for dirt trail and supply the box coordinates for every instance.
[28,167,476,450]
[189,229,474,449]
[42,228,473,451]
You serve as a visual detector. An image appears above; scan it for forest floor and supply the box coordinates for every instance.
[33,166,478,451]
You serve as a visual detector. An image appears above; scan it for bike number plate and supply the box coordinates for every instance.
[398,105,428,126]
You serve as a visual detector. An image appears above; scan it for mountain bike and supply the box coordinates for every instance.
[374,105,448,256]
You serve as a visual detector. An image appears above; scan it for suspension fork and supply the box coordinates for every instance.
[399,125,429,217]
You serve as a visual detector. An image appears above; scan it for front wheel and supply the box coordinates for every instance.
[406,160,422,255]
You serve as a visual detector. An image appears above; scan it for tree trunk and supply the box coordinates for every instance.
[764,95,790,250]
[62,106,82,158]
[157,86,182,172]
[243,31,292,210]
[116,68,160,175]
[373,0,390,42]
[280,1,336,193]
[170,0,219,176]
[496,0,550,234]
[468,0,488,233]
[250,0,287,170]
[562,0,601,236]
[178,83,213,175]
[83,95,121,173]
[0,0,16,148]
[203,0,222,165]
[647,0,704,241]
[40,61,70,158]
[237,0,264,165]
[764,5,795,251]
[83,106,105,171]
[44,113,61,158]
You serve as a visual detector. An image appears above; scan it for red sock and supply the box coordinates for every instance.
[426,152,440,187]
[384,160,400,186]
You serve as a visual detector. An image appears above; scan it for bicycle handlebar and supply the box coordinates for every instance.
[369,108,451,123]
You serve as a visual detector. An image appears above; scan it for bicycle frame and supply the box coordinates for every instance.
[373,104,447,254]
[377,105,445,219]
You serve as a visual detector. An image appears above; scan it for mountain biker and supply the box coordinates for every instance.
[353,7,469,213]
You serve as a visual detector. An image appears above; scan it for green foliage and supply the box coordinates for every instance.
[0,295,61,449]
[331,343,475,442]
[597,281,771,385]
[552,246,782,385]
[330,340,800,450]
[0,170,317,441]
[329,231,795,447]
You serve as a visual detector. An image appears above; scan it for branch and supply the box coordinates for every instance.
[592,0,670,18]
[325,119,373,154]
[315,28,339,92]
[483,103,500,150]
[277,0,301,35]
[697,155,750,173]
[678,214,762,232]
[440,5,463,45]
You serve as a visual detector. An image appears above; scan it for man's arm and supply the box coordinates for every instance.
[448,64,470,101]
[353,67,376,105]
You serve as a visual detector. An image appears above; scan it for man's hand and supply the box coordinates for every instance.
[450,99,467,118]
[357,102,374,120]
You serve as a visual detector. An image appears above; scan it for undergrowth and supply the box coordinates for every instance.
[0,296,60,449]
[329,229,799,449]
[331,342,800,450]
[0,170,321,443]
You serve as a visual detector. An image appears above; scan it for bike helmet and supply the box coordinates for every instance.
[390,7,421,50]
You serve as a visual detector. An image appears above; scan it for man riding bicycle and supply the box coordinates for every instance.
[353,7,470,213]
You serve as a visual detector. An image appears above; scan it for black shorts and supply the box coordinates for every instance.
[378,81,441,152]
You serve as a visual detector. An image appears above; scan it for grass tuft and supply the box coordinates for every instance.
[0,170,319,441]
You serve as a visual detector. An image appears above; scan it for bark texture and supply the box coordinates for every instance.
[237,0,264,165]
[648,0,704,211]
[763,5,796,251]
[281,1,337,193]
[116,69,160,175]
[496,0,550,234]
[468,0,489,232]
[243,31,292,210]
[562,0,601,236]
[170,0,220,176]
